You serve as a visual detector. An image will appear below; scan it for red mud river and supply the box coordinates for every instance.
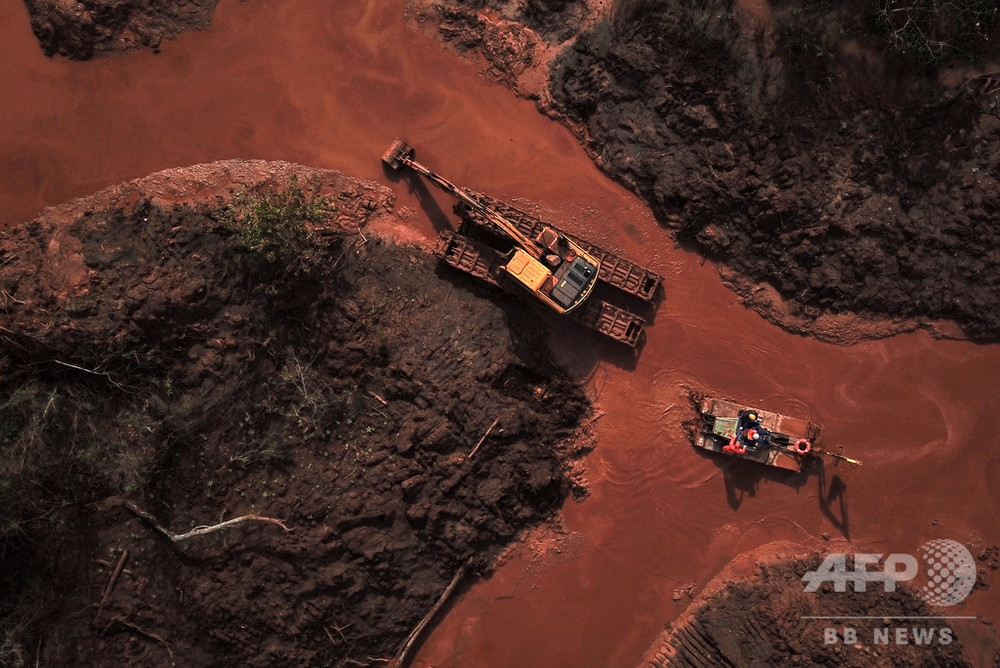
[3,1,999,665]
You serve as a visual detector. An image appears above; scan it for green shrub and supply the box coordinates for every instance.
[217,176,335,277]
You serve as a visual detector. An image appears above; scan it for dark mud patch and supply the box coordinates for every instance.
[408,0,552,97]
[22,0,220,59]
[0,162,592,665]
[412,0,1000,342]
[547,2,1000,341]
[642,542,985,667]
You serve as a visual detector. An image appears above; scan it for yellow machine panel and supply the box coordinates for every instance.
[505,249,550,292]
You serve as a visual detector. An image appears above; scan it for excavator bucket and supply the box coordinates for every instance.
[381,138,414,171]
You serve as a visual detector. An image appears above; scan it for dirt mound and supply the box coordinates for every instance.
[642,542,976,667]
[22,0,220,59]
[412,0,1000,342]
[0,161,592,665]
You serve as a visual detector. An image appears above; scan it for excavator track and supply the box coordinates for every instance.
[432,231,503,287]
[456,193,663,304]
[569,297,645,348]
[433,231,646,347]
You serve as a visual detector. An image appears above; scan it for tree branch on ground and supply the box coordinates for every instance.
[99,497,291,543]
[391,559,472,667]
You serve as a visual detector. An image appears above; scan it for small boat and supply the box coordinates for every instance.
[692,396,859,471]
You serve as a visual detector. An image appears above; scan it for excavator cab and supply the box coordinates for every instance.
[550,257,597,309]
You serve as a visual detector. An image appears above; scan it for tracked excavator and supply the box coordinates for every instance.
[382,139,663,347]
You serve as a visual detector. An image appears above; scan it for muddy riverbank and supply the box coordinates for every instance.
[0,161,592,665]
[412,0,1000,343]
[23,0,1000,342]
[20,0,1000,342]
[22,0,220,59]
[642,541,979,667]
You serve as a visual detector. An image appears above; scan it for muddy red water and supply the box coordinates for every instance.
[3,0,999,665]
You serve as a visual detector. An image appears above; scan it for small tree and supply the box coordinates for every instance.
[217,176,335,277]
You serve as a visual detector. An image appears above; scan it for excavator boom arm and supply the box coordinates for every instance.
[400,156,546,258]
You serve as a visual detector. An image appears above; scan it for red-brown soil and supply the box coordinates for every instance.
[20,2,1000,343]
[0,161,592,665]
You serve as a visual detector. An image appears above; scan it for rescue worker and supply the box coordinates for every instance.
[724,410,771,454]
[743,427,764,451]
[722,434,746,454]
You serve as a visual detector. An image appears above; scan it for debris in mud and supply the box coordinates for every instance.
[21,0,222,60]
[0,161,592,665]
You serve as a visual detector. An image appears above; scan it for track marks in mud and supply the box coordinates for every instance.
[644,546,974,668]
